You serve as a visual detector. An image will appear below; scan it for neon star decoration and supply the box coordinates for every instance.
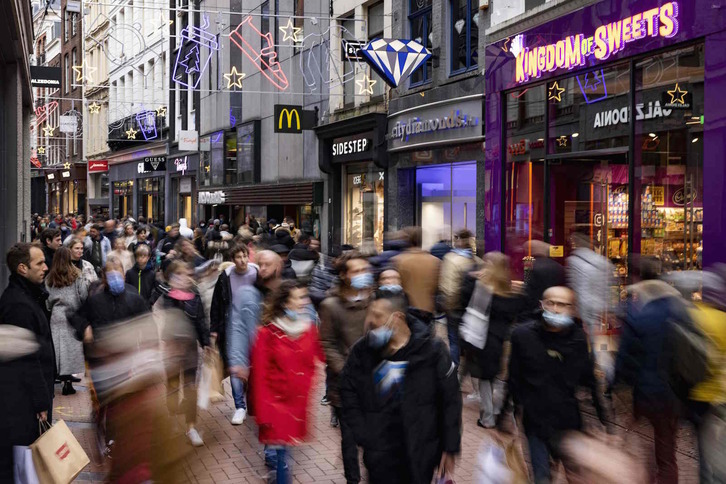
[172,15,219,90]
[557,135,568,147]
[224,66,246,89]
[667,83,688,104]
[360,38,431,88]
[125,127,139,139]
[229,16,289,91]
[155,106,167,117]
[356,75,376,95]
[37,147,46,155]
[279,18,303,43]
[88,102,101,114]
[63,162,71,170]
[72,60,97,83]
[548,82,565,102]
[43,125,56,137]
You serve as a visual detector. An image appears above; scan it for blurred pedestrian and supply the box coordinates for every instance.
[394,226,440,315]
[509,286,608,483]
[439,229,479,367]
[319,252,373,483]
[110,237,134,274]
[0,243,53,481]
[288,233,319,283]
[179,218,194,239]
[430,228,452,260]
[522,241,565,319]
[40,227,62,270]
[69,238,98,284]
[308,238,336,309]
[377,267,403,293]
[120,222,137,249]
[84,223,112,277]
[157,223,181,262]
[127,227,150,254]
[46,247,93,395]
[193,227,206,255]
[250,281,324,484]
[103,219,119,248]
[125,244,157,308]
[340,290,462,483]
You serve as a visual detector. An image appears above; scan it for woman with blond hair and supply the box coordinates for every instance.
[461,251,520,428]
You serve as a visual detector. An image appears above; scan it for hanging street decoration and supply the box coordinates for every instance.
[125,127,139,140]
[88,102,101,114]
[33,101,58,130]
[135,111,159,141]
[155,106,167,117]
[30,156,42,168]
[42,125,56,137]
[356,75,377,95]
[72,60,97,83]
[172,15,219,90]
[37,147,46,155]
[360,38,431,88]
[224,66,246,89]
[557,135,568,147]
[63,162,71,170]
[229,16,289,91]
[548,81,566,102]
[279,18,303,43]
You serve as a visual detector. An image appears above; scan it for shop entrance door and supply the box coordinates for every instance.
[548,153,629,277]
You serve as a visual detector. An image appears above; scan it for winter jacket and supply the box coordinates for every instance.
[0,274,55,480]
[394,249,441,314]
[689,303,726,404]
[613,280,686,411]
[125,265,158,308]
[439,251,478,313]
[309,254,337,309]
[154,289,210,348]
[42,245,55,271]
[211,265,259,367]
[288,244,319,283]
[156,235,180,260]
[340,313,462,484]
[227,285,265,369]
[430,241,452,260]
[46,273,93,376]
[567,248,614,325]
[522,257,566,318]
[319,292,369,407]
[509,316,606,440]
[250,323,324,445]
[462,289,520,380]
[83,235,112,272]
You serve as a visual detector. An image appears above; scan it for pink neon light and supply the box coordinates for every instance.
[229,16,289,91]
[33,101,59,130]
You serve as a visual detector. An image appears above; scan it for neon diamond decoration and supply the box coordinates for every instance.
[360,38,432,88]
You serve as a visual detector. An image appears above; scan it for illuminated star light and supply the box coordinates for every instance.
[88,102,101,114]
[667,83,688,104]
[160,13,174,29]
[156,106,167,117]
[63,162,71,170]
[126,127,139,139]
[72,60,97,83]
[224,66,246,89]
[279,18,303,43]
[557,135,568,147]
[548,81,565,102]
[356,75,377,95]
[43,125,56,137]
[37,147,46,155]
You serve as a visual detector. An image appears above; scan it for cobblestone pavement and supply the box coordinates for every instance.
[58,344,699,483]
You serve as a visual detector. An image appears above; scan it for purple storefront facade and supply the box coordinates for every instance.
[484,0,726,275]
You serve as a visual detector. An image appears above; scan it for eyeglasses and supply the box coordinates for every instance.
[541,300,575,310]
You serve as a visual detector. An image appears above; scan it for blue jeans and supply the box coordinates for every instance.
[230,376,246,410]
[265,447,290,484]
[526,433,552,484]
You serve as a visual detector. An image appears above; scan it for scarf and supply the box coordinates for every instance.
[272,316,312,339]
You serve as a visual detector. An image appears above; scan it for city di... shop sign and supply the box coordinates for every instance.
[198,191,226,204]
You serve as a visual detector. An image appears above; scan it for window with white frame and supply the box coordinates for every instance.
[450,0,479,73]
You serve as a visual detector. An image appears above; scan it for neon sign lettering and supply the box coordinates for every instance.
[33,101,59,130]
[175,156,189,174]
[515,2,679,84]
[229,16,289,91]
[172,15,219,89]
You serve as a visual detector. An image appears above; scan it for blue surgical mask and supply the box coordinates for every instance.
[379,284,403,294]
[542,310,575,329]
[368,325,393,349]
[107,271,125,296]
[284,308,299,321]
[350,272,374,290]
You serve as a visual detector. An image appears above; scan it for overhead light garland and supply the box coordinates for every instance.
[548,81,565,102]
[43,125,56,137]
[279,18,303,43]
[72,60,97,83]
[125,127,139,139]
[88,102,101,114]
[356,75,376,95]
[155,106,167,117]
[224,66,246,89]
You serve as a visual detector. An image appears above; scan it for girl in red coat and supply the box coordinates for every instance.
[250,280,324,484]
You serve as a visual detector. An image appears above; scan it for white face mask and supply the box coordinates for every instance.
[542,310,575,328]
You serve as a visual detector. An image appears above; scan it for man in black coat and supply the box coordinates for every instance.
[521,241,566,319]
[156,223,181,261]
[0,243,54,480]
[508,286,608,483]
[39,227,62,270]
[340,291,462,483]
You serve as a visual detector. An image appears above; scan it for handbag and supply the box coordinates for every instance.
[30,420,90,484]
[13,446,40,484]
[460,282,492,350]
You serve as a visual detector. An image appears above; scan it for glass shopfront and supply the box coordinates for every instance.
[344,162,385,252]
[138,177,164,223]
[502,42,705,279]
[112,180,134,219]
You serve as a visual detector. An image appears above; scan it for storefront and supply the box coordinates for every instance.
[386,95,484,249]
[168,153,198,227]
[87,160,109,219]
[45,164,87,215]
[108,146,168,222]
[484,0,726,277]
[315,113,388,253]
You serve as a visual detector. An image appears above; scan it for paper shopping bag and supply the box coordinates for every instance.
[30,420,90,484]
[209,345,225,402]
[13,446,40,484]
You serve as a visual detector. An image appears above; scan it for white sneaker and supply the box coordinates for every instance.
[231,408,247,425]
[186,428,204,447]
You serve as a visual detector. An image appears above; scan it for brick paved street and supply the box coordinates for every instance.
[59,372,699,483]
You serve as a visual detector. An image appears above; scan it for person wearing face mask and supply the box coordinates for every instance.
[249,281,324,484]
[377,268,403,294]
[340,290,462,484]
[318,252,373,484]
[393,226,440,316]
[508,286,609,483]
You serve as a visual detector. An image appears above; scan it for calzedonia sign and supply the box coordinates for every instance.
[515,2,679,84]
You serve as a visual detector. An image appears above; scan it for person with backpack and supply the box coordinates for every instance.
[611,260,690,484]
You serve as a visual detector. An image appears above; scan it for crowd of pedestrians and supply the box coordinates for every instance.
[0,211,725,483]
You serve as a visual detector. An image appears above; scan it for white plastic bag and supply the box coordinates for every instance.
[13,446,39,484]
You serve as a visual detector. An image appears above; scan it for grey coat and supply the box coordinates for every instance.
[46,262,96,375]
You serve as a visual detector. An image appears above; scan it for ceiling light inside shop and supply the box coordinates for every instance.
[692,137,699,143]
[571,132,579,138]
[649,133,657,138]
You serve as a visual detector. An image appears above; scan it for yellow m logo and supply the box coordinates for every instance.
[279,108,301,130]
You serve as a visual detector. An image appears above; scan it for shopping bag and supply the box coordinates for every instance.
[460,282,492,350]
[197,357,212,410]
[473,436,528,484]
[30,420,90,484]
[558,431,647,483]
[209,345,225,403]
[13,446,40,484]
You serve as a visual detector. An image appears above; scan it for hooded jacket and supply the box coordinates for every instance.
[125,264,158,307]
[340,313,462,483]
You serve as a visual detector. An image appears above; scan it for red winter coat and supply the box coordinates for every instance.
[250,322,324,445]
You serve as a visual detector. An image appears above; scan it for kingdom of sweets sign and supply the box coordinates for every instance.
[515,2,680,84]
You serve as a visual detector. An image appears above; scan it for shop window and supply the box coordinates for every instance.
[211,132,224,186]
[236,122,257,184]
[100,174,109,198]
[64,54,69,94]
[450,0,478,74]
[224,132,237,185]
[367,3,386,98]
[200,135,212,187]
[409,0,432,86]
[172,176,195,226]
[635,43,705,271]
[345,163,385,252]
[112,180,134,219]
[548,62,631,154]
[138,177,165,223]
[416,162,476,250]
